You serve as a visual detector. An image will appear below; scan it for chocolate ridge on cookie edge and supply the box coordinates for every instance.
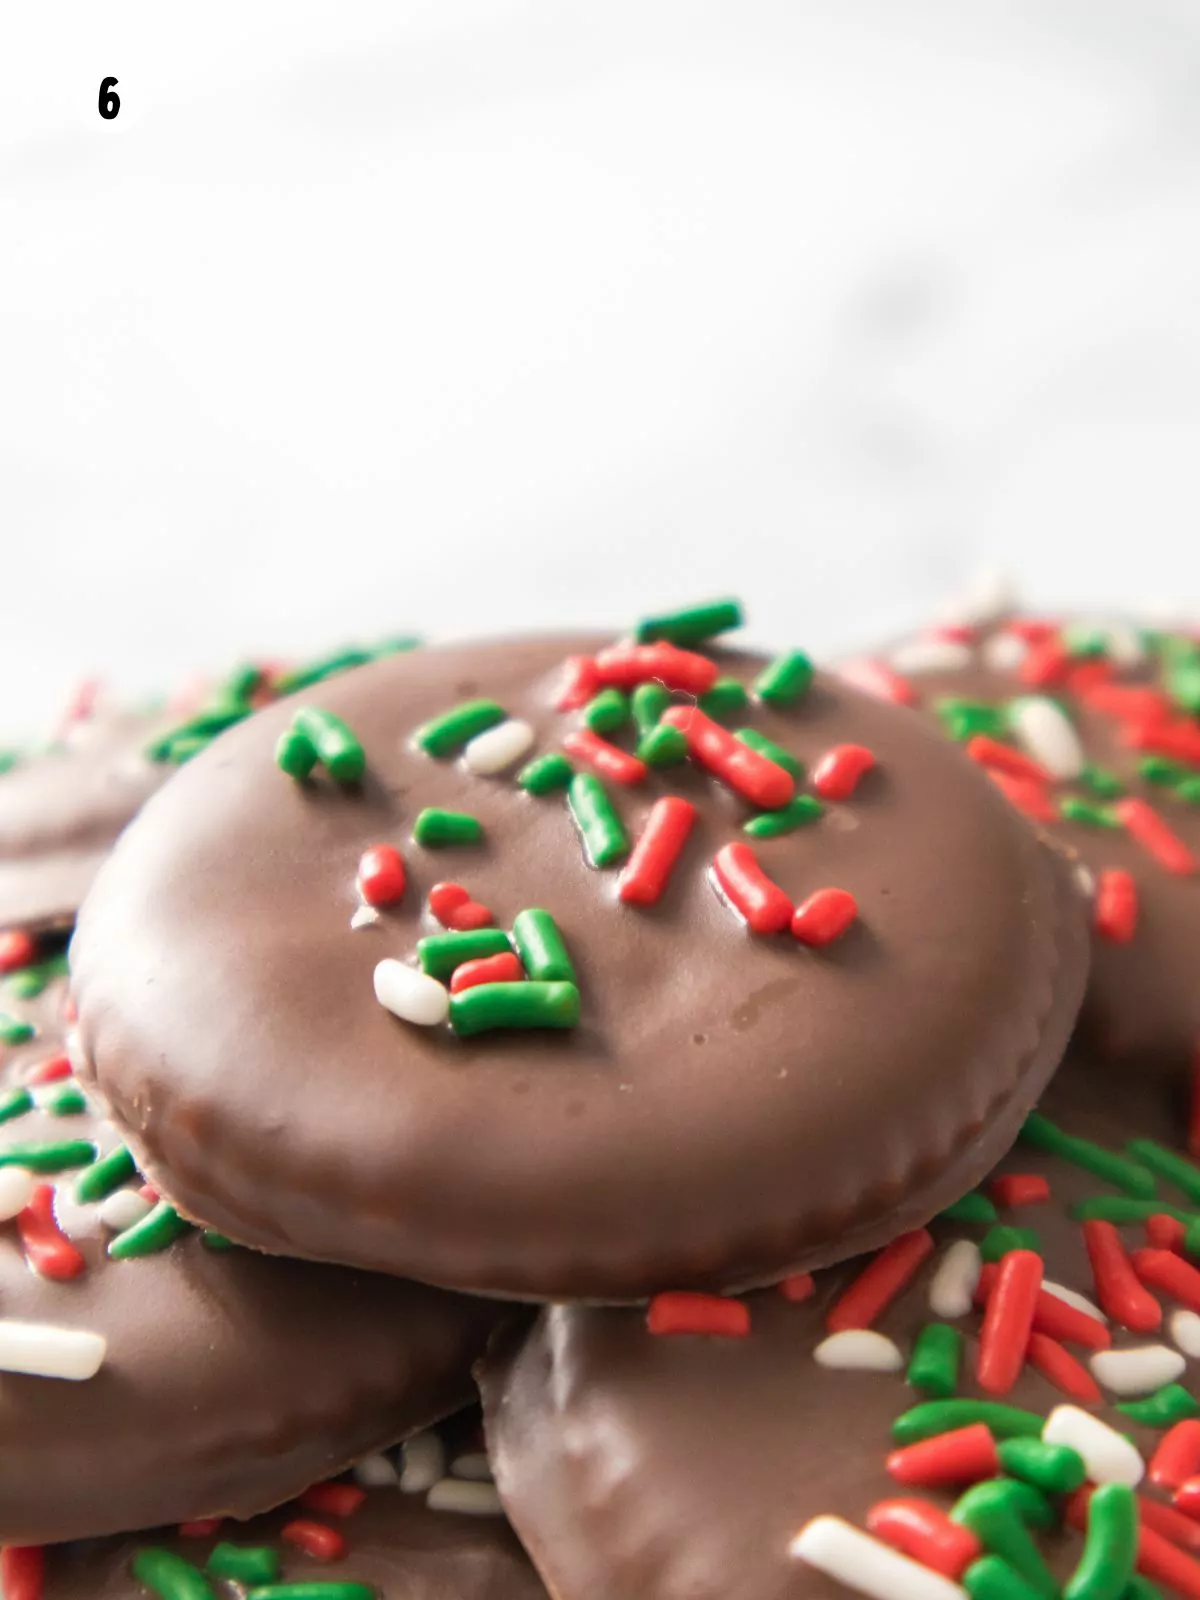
[72,605,1089,1301]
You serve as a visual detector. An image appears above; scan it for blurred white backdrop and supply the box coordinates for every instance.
[5,0,1200,728]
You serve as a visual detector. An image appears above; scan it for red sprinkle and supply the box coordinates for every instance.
[1094,869,1139,944]
[1138,1494,1200,1557]
[1084,1221,1162,1331]
[1124,718,1200,768]
[1131,1247,1200,1315]
[1005,620,1058,644]
[1081,683,1172,725]
[356,845,406,908]
[449,952,523,994]
[0,930,37,975]
[866,1498,981,1580]
[1176,1478,1200,1520]
[563,729,647,787]
[1025,1330,1101,1402]
[711,843,793,936]
[838,658,917,706]
[989,1174,1051,1209]
[790,888,858,948]
[593,643,718,697]
[663,706,795,810]
[281,1521,346,1562]
[886,1424,999,1489]
[777,1272,815,1303]
[138,1183,159,1203]
[178,1518,224,1538]
[555,654,601,711]
[965,737,1051,785]
[1018,637,1071,688]
[826,1230,935,1333]
[17,1186,85,1282]
[299,1483,367,1518]
[1065,660,1115,695]
[973,1264,1110,1350]
[1116,798,1198,877]
[811,743,876,801]
[976,1249,1042,1396]
[1148,1214,1187,1253]
[986,770,1058,823]
[1150,1420,1200,1492]
[0,1546,45,1600]
[428,883,494,932]
[646,1292,750,1338]
[617,797,697,907]
[61,995,77,1024]
[23,1055,73,1086]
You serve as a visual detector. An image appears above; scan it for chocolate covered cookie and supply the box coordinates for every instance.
[841,612,1200,1074]
[72,604,1087,1301]
[0,976,508,1545]
[483,1058,1200,1600]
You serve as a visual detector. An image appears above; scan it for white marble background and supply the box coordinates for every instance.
[4,0,1200,728]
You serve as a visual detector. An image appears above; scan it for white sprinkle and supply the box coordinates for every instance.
[1074,864,1097,898]
[1170,1310,1200,1359]
[1010,696,1085,780]
[353,1451,400,1488]
[813,1329,904,1373]
[939,568,1017,629]
[0,1166,35,1222]
[400,1430,446,1493]
[374,960,449,1027]
[98,1189,153,1233]
[982,632,1028,674]
[350,904,382,930]
[426,1479,503,1516]
[1091,1345,1185,1397]
[928,1240,982,1319]
[1104,623,1145,667]
[790,1514,966,1600]
[889,639,971,676]
[462,718,534,776]
[1043,1282,1107,1324]
[66,1032,89,1076]
[450,1451,494,1481]
[0,1320,106,1381]
[1043,1405,1144,1487]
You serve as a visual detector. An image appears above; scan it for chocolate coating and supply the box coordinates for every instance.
[482,1057,1199,1600]
[0,710,169,931]
[0,982,510,1545]
[73,635,1087,1301]
[850,617,1200,1071]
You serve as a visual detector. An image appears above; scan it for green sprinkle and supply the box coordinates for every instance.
[754,650,813,707]
[633,598,743,646]
[964,1555,1049,1600]
[1117,1383,1200,1427]
[907,1323,962,1398]
[1179,778,1200,805]
[743,796,824,839]
[0,750,21,776]
[698,678,750,720]
[935,699,1007,741]
[4,953,67,1000]
[75,1144,137,1203]
[893,1400,1043,1445]
[131,1548,215,1600]
[1139,755,1189,788]
[1128,1139,1200,1205]
[412,808,484,848]
[275,726,318,779]
[1121,1579,1165,1600]
[631,682,671,736]
[414,699,506,758]
[733,728,803,779]
[207,1544,281,1586]
[582,688,630,734]
[952,1482,1057,1596]
[271,646,374,695]
[417,930,511,982]
[1063,626,1109,658]
[997,1437,1087,1494]
[1080,763,1125,798]
[1071,1198,1195,1226]
[635,723,688,767]
[292,708,366,784]
[108,1200,192,1260]
[1059,797,1118,828]
[981,1225,1042,1263]
[449,981,581,1037]
[43,1085,87,1117]
[512,909,576,984]
[1021,1112,1156,1198]
[0,1087,33,1125]
[1167,660,1200,717]
[517,753,574,794]
[246,1585,376,1600]
[939,1192,999,1225]
[201,1231,236,1251]
[1065,1482,1137,1600]
[0,1139,95,1173]
[0,1015,34,1046]
[567,774,629,868]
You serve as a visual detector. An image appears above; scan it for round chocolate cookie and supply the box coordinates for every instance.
[841,613,1200,1073]
[483,1057,1200,1600]
[72,609,1088,1301]
[0,977,509,1545]
[13,1417,545,1600]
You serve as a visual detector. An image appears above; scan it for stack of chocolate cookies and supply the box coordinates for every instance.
[1,598,1199,1600]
